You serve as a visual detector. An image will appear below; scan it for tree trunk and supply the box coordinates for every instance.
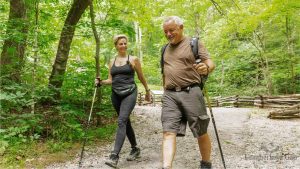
[48,0,91,99]
[257,28,273,94]
[220,59,224,86]
[134,22,143,62]
[250,29,273,94]
[138,26,143,62]
[90,2,100,78]
[194,12,200,37]
[90,1,103,126]
[0,0,28,83]
[286,15,296,94]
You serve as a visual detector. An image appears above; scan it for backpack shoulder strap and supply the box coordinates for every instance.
[160,44,168,74]
[190,37,199,60]
[190,37,208,90]
[161,38,199,74]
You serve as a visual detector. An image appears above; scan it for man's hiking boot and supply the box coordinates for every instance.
[200,160,212,169]
[105,153,119,168]
[126,147,141,161]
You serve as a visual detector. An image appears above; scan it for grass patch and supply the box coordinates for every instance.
[0,139,80,169]
[0,123,117,169]
[94,123,117,140]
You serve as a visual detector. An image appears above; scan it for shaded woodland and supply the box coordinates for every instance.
[0,0,299,167]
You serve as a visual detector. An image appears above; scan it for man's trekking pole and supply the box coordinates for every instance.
[78,86,98,168]
[203,87,226,169]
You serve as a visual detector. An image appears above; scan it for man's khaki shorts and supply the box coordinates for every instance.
[161,86,210,138]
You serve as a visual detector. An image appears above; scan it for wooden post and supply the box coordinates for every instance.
[151,95,154,106]
[234,95,239,107]
[259,95,264,108]
[153,93,156,106]
[138,92,142,106]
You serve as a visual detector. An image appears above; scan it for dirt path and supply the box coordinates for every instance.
[46,106,300,169]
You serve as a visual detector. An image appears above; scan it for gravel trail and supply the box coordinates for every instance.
[46,106,300,169]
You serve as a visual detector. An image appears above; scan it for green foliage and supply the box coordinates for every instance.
[0,0,299,166]
[140,54,161,85]
[1,83,32,112]
[93,124,117,140]
[60,61,95,104]
[47,140,73,153]
[47,105,84,141]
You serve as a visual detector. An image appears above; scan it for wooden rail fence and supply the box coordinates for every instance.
[138,92,299,108]
[210,94,300,108]
[137,90,163,106]
[137,92,300,118]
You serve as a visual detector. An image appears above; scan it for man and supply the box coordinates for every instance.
[161,16,215,169]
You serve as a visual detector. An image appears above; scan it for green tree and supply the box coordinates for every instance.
[48,0,92,99]
[0,0,29,83]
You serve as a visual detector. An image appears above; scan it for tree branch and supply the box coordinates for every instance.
[210,0,224,16]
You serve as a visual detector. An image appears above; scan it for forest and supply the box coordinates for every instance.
[0,0,299,168]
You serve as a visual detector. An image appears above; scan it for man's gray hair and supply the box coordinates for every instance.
[163,16,184,26]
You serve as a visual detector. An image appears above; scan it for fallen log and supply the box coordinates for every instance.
[268,104,300,119]
[268,110,299,117]
[269,115,300,119]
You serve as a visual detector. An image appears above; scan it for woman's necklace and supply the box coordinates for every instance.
[116,55,128,66]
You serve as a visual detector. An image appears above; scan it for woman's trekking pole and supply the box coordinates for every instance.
[78,87,98,168]
[203,87,226,169]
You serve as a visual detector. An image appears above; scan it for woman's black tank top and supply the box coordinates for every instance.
[111,55,135,88]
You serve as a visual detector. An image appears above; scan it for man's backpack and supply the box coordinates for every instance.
[160,37,208,90]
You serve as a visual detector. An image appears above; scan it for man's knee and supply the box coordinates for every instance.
[163,132,176,139]
[197,133,210,142]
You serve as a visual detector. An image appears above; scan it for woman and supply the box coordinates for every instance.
[95,34,151,168]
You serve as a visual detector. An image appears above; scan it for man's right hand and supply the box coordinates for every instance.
[95,77,102,87]
[193,62,209,75]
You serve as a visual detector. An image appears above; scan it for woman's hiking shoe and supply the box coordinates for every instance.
[126,147,141,161]
[200,160,212,169]
[105,153,119,168]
